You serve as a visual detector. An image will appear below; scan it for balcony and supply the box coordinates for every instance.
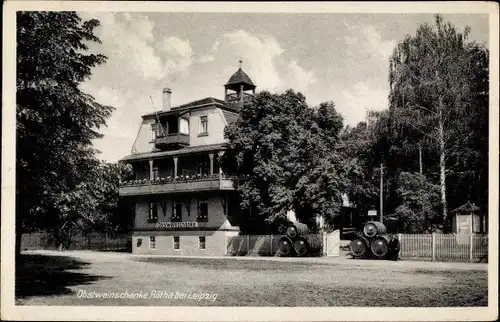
[155,133,189,149]
[119,174,247,197]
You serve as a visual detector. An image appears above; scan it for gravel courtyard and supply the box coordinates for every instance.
[15,250,488,307]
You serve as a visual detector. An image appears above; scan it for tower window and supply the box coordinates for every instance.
[199,116,208,135]
[173,236,180,250]
[149,236,156,250]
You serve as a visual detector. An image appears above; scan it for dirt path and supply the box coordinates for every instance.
[23,249,488,271]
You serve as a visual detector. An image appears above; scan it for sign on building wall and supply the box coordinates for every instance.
[156,222,199,229]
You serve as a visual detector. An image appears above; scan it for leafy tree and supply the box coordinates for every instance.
[223,90,345,233]
[388,14,488,230]
[16,12,113,255]
[394,172,441,233]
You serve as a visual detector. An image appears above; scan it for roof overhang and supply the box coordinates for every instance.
[120,143,228,162]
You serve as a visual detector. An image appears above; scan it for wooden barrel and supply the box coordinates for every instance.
[305,234,323,255]
[293,237,308,257]
[363,221,387,238]
[350,236,369,258]
[278,236,295,256]
[286,222,309,239]
[370,235,391,258]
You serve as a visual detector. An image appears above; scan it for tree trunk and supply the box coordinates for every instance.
[418,143,423,174]
[438,106,448,231]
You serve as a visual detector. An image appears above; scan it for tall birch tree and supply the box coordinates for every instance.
[388,15,488,230]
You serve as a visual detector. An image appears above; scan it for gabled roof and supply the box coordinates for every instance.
[222,110,239,125]
[225,68,256,90]
[142,97,237,119]
[173,97,227,110]
[451,201,481,213]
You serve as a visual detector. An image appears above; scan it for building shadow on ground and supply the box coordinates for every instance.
[15,254,110,300]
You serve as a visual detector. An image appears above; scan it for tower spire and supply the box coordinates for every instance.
[224,61,256,106]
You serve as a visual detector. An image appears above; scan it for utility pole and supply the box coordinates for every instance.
[380,163,384,223]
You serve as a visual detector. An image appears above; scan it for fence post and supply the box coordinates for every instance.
[270,235,274,255]
[324,232,328,257]
[224,235,227,256]
[398,233,402,254]
[247,235,250,253]
[431,233,436,262]
[469,234,474,263]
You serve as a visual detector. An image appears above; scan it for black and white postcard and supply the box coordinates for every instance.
[1,1,498,321]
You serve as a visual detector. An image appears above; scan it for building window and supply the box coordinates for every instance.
[152,167,159,180]
[148,202,158,223]
[173,236,180,250]
[199,236,206,250]
[199,116,208,135]
[149,236,156,250]
[156,123,165,138]
[179,118,190,135]
[197,198,208,222]
[150,124,157,142]
[172,202,182,222]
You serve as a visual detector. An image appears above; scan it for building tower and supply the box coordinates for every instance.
[224,60,256,107]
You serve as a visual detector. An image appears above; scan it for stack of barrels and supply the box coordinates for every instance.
[278,222,323,257]
[349,221,400,260]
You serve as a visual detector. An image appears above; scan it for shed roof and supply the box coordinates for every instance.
[451,201,481,213]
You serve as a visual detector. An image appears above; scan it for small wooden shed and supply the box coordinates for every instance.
[451,201,485,234]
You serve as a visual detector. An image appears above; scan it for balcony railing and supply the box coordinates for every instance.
[119,174,248,196]
[155,133,190,149]
[226,92,253,105]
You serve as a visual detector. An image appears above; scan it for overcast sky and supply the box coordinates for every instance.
[77,12,489,162]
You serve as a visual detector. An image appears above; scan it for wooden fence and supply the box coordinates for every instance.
[398,233,488,262]
[226,233,488,262]
[226,235,281,256]
[21,232,131,251]
[225,234,329,257]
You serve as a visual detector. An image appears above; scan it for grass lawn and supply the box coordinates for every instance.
[15,251,488,306]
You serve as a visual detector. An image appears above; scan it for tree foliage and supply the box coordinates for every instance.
[223,90,345,233]
[387,14,488,230]
[340,15,488,233]
[394,172,441,233]
[16,12,115,252]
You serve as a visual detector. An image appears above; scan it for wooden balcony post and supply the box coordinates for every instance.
[149,160,154,181]
[209,153,214,176]
[217,151,225,180]
[173,156,178,177]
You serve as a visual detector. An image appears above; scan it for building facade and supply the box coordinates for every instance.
[119,66,256,255]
